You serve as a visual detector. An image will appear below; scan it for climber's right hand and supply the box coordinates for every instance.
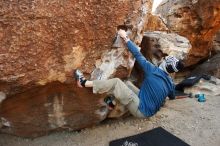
[118,29,130,42]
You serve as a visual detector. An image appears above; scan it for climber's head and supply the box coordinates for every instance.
[159,56,184,74]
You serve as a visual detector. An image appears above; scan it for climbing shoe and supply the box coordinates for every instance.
[74,69,86,87]
[104,95,116,109]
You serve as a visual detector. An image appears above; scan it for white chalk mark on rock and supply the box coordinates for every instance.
[0,92,6,104]
[1,117,11,127]
[48,95,66,128]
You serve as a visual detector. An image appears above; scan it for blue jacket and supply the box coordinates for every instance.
[127,40,175,117]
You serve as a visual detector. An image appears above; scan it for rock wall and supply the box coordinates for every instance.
[0,82,108,137]
[0,0,147,95]
[191,54,220,78]
[143,31,191,61]
[153,0,220,66]
[213,30,220,53]
[0,0,150,137]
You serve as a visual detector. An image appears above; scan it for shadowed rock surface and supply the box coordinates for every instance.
[191,54,220,78]
[213,31,220,53]
[0,82,108,137]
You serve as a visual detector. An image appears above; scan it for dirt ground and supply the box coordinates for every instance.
[0,95,220,146]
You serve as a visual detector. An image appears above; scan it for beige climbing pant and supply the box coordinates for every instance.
[93,78,145,118]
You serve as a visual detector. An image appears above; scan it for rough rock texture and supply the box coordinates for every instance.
[0,82,109,137]
[143,31,191,64]
[0,0,150,137]
[0,0,148,95]
[213,31,220,53]
[185,77,220,96]
[154,0,220,66]
[191,54,220,78]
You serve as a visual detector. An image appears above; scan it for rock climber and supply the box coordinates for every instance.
[74,29,184,118]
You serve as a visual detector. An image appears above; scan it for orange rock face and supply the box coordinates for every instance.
[0,0,150,137]
[154,0,220,66]
[0,1,143,94]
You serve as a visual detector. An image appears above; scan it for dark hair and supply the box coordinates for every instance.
[166,60,185,73]
[176,60,185,71]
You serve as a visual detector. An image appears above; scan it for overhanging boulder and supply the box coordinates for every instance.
[0,0,150,137]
